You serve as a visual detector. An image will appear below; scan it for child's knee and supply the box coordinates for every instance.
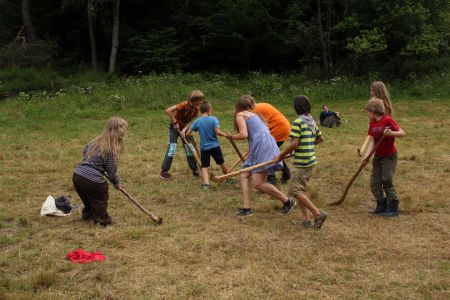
[167,143,177,157]
[252,181,264,190]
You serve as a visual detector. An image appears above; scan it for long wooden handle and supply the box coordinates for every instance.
[119,188,163,224]
[191,135,202,158]
[229,139,245,162]
[358,136,371,156]
[329,134,386,206]
[229,150,249,172]
[178,130,202,169]
[211,154,293,182]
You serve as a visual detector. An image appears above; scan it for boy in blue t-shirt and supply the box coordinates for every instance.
[185,101,229,189]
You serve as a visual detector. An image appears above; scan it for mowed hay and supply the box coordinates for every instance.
[0,97,449,299]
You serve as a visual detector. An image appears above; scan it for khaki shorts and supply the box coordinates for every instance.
[288,166,314,197]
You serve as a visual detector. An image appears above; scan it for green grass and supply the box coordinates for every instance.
[0,73,449,299]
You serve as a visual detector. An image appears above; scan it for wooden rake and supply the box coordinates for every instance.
[104,173,163,224]
[229,139,245,162]
[210,154,293,183]
[177,129,202,169]
[329,134,386,206]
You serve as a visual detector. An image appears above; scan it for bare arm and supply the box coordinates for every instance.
[180,122,193,139]
[227,114,248,140]
[215,127,228,137]
[315,136,324,145]
[385,127,405,138]
[185,127,193,137]
[275,138,299,162]
[361,136,375,165]
[166,105,179,130]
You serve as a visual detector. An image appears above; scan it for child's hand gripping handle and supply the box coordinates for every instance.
[176,128,202,169]
[329,133,387,206]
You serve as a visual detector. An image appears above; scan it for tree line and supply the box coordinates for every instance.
[0,0,449,77]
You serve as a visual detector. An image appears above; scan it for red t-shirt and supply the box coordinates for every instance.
[368,116,400,158]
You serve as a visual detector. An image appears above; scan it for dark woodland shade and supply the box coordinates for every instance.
[0,0,449,76]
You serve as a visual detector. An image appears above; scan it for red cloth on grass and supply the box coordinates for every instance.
[66,249,106,263]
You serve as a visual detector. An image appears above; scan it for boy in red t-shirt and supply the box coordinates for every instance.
[361,98,405,217]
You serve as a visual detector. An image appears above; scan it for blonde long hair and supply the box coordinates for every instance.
[88,117,128,160]
[371,81,393,116]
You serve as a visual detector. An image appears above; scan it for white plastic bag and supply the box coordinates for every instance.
[40,195,71,217]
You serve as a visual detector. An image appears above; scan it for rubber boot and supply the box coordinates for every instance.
[281,164,291,183]
[370,198,387,215]
[380,200,399,217]
[267,175,277,185]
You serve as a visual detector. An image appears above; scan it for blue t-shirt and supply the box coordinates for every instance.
[190,116,220,151]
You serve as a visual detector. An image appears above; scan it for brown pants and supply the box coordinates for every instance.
[72,173,112,226]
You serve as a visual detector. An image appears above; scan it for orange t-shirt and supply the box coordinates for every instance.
[254,103,291,142]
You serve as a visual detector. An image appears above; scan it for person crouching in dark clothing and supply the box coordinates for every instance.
[320,105,341,128]
[73,117,128,226]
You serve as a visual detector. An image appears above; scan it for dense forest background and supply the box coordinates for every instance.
[0,0,449,78]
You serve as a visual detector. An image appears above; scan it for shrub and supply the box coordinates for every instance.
[0,67,62,99]
[0,39,57,69]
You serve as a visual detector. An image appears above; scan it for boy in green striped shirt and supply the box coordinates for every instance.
[275,95,328,229]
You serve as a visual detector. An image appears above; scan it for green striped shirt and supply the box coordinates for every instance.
[290,118,321,168]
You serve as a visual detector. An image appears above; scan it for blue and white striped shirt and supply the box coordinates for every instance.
[74,144,120,186]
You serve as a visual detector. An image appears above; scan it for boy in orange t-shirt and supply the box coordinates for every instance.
[249,97,291,184]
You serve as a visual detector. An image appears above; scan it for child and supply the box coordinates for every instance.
[73,117,128,226]
[228,96,297,217]
[361,98,405,217]
[370,81,393,116]
[248,96,292,184]
[160,90,204,180]
[184,101,229,190]
[275,96,327,229]
[359,81,394,154]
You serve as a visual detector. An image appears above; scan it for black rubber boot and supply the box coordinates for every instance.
[281,164,291,183]
[380,200,399,217]
[370,198,387,214]
[267,175,277,185]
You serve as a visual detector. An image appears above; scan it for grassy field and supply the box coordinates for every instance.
[0,74,449,299]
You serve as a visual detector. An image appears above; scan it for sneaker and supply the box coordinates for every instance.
[370,198,387,214]
[159,171,172,180]
[267,175,277,185]
[314,210,328,229]
[278,199,297,215]
[380,200,399,217]
[201,184,211,191]
[292,219,314,228]
[193,171,200,178]
[281,166,291,183]
[236,208,254,217]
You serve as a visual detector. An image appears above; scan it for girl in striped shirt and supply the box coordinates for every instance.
[73,117,128,226]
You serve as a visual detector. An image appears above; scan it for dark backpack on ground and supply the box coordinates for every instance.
[55,196,72,214]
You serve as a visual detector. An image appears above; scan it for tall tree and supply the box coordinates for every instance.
[21,0,35,41]
[316,0,332,77]
[87,0,98,71]
[108,0,120,73]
